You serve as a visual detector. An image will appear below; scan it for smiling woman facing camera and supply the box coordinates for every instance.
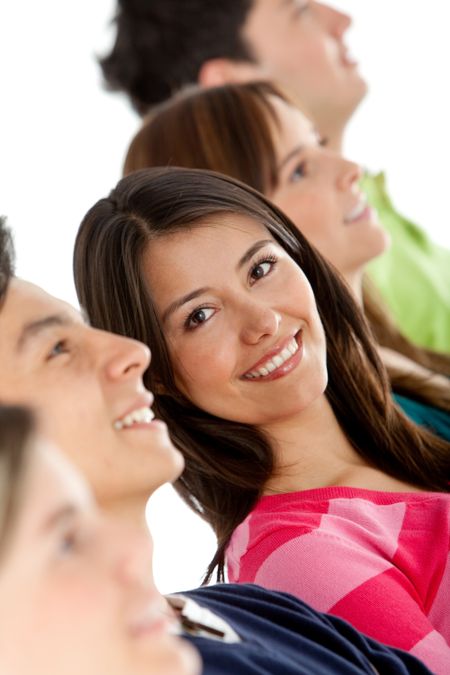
[74,167,450,672]
[0,405,199,675]
[123,81,450,439]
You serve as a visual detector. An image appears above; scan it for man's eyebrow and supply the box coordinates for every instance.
[277,145,305,172]
[17,314,75,352]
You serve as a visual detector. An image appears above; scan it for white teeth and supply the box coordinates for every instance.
[345,199,367,222]
[114,406,155,430]
[244,336,299,379]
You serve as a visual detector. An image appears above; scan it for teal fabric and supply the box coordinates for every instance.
[394,393,450,441]
[362,172,450,354]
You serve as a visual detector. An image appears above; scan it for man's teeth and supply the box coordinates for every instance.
[114,407,155,430]
[245,337,299,379]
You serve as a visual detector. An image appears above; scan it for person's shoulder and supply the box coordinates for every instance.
[180,582,332,626]
[182,582,302,605]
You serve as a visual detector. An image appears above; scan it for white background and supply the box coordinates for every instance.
[1,1,449,593]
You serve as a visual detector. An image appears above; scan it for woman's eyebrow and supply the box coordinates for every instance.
[162,287,211,323]
[277,145,304,171]
[161,239,274,323]
[40,504,77,535]
[237,240,274,270]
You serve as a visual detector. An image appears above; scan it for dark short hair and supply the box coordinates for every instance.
[74,167,450,581]
[100,0,255,114]
[0,217,15,311]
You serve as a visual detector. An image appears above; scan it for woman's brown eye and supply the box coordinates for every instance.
[251,262,270,280]
[186,307,215,330]
[290,163,306,182]
[191,309,207,324]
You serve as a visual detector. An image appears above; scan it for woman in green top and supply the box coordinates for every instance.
[121,81,450,437]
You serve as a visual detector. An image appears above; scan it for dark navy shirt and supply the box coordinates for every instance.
[180,584,432,674]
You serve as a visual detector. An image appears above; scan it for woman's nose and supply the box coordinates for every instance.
[335,156,362,192]
[240,301,281,345]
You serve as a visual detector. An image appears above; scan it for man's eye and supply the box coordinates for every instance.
[185,307,215,330]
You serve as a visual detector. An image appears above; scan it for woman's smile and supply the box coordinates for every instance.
[144,213,328,426]
[242,330,303,381]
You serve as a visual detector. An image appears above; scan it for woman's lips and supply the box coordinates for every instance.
[242,331,303,382]
[344,199,377,225]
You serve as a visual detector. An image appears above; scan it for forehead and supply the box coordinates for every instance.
[244,0,302,40]
[143,214,279,300]
[0,279,81,340]
[146,213,274,264]
[6,439,91,552]
[269,96,316,141]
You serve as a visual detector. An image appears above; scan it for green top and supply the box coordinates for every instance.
[362,172,450,353]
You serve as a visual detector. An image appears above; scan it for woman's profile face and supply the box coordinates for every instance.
[143,213,328,427]
[268,96,388,278]
[0,439,200,675]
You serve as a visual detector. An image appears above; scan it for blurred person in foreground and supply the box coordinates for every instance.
[0,216,433,673]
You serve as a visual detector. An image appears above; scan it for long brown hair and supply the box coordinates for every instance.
[0,406,34,556]
[74,167,450,581]
[124,81,450,410]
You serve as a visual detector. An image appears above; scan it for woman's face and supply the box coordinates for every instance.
[144,215,328,426]
[0,440,200,675]
[268,96,389,279]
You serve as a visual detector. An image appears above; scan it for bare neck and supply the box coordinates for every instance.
[261,394,422,495]
[261,395,364,494]
[100,493,150,532]
[344,270,364,305]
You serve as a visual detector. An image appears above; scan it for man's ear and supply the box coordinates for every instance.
[198,57,263,88]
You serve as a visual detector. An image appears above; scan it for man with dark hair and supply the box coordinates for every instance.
[100,0,450,353]
[0,216,15,307]
[0,217,432,674]
[101,0,255,116]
